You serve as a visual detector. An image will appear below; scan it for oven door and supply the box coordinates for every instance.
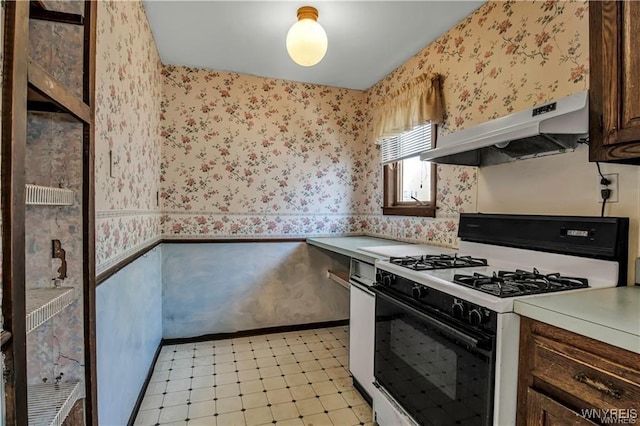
[372,286,496,426]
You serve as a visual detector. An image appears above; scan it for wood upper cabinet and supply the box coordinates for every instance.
[589,1,640,162]
[517,318,640,426]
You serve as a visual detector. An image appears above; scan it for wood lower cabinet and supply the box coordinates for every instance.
[589,1,640,162]
[526,389,597,426]
[517,318,640,426]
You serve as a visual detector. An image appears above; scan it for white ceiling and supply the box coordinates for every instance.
[143,1,485,91]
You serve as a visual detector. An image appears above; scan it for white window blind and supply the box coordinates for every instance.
[380,123,433,165]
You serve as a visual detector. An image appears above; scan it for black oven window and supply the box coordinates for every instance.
[375,296,495,426]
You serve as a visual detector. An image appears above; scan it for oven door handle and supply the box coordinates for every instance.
[372,287,487,349]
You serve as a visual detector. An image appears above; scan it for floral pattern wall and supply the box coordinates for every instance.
[368,0,588,132]
[161,0,587,247]
[161,67,370,238]
[362,0,588,245]
[95,0,163,273]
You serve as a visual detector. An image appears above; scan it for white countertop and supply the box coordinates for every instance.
[306,236,409,263]
[358,244,456,258]
[514,286,640,354]
[306,236,454,263]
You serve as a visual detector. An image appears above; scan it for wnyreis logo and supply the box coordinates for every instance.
[581,409,638,424]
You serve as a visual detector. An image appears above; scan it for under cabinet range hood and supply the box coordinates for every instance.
[420,91,589,167]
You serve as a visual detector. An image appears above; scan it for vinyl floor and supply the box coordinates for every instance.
[134,325,373,426]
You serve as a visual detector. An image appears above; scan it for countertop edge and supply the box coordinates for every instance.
[305,238,378,264]
[514,299,640,355]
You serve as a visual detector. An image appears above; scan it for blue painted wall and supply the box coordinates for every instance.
[96,246,163,426]
[162,242,350,338]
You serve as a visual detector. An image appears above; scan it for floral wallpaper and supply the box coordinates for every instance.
[354,166,478,247]
[95,0,163,272]
[160,63,478,246]
[361,0,588,246]
[160,66,370,238]
[368,0,588,133]
[161,0,589,246]
[22,0,591,272]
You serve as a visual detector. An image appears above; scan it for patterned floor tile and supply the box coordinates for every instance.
[135,326,372,426]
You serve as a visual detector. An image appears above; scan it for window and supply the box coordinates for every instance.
[381,123,436,217]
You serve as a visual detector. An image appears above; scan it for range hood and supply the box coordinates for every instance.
[420,91,588,167]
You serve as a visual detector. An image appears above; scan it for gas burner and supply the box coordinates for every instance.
[453,268,589,298]
[390,254,488,271]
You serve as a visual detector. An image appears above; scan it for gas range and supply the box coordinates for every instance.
[376,246,619,313]
[371,214,629,426]
[388,253,597,295]
[389,254,590,297]
[376,213,628,313]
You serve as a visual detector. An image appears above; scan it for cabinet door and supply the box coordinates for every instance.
[349,283,375,399]
[526,388,598,426]
[589,1,640,161]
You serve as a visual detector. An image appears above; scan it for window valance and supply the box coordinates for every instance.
[372,73,444,143]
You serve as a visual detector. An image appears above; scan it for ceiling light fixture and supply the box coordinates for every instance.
[286,6,327,67]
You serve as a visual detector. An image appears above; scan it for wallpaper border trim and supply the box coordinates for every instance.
[96,235,163,277]
[96,241,162,286]
[161,233,360,240]
[96,230,460,285]
[97,210,160,219]
[96,237,309,285]
[164,212,355,217]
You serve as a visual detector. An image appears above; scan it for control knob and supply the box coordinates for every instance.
[412,285,428,299]
[468,308,484,326]
[452,300,466,319]
[382,274,395,286]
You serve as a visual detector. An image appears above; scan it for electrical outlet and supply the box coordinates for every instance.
[597,173,619,203]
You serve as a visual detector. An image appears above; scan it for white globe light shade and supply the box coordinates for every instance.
[286,18,328,67]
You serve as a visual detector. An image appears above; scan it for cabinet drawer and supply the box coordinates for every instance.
[531,334,640,410]
[526,388,598,425]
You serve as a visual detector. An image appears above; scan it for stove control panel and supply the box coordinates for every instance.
[377,271,397,287]
[469,308,484,326]
[451,300,467,319]
[377,270,428,300]
[451,298,491,326]
[375,268,498,334]
[412,285,428,299]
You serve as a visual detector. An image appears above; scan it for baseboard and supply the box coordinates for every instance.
[127,342,163,426]
[352,377,373,406]
[162,319,349,345]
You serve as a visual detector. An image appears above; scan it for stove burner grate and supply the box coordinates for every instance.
[390,254,488,271]
[453,268,589,298]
